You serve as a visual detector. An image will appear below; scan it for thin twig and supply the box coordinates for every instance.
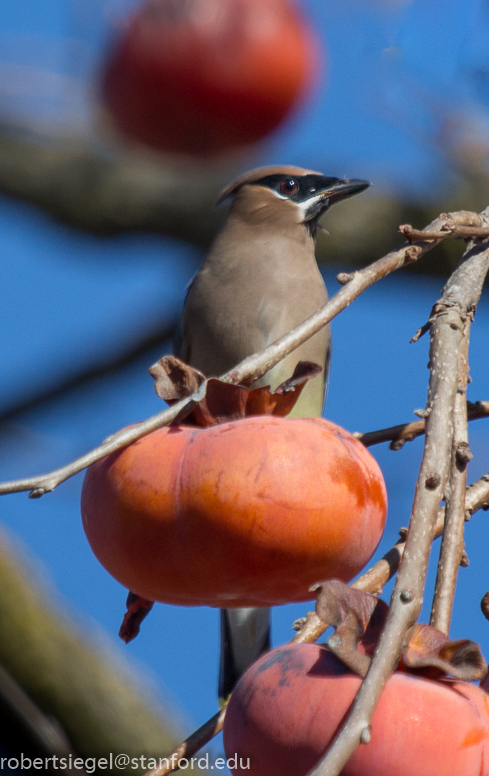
[309,213,489,776]
[400,222,489,241]
[353,400,489,449]
[430,319,472,633]
[146,709,226,776]
[465,473,489,516]
[0,211,481,499]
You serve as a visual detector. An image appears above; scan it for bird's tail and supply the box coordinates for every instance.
[219,607,271,704]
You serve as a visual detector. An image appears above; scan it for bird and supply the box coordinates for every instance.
[174,165,371,702]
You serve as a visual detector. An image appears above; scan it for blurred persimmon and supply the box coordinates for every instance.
[101,0,322,157]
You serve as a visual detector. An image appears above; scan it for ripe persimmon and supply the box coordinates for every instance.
[101,0,322,157]
[81,416,386,607]
[223,643,489,776]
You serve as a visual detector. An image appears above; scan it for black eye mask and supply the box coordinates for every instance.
[255,174,342,203]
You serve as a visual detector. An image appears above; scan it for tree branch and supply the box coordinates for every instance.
[146,709,227,776]
[0,529,180,770]
[1,210,474,499]
[0,662,84,774]
[0,124,220,246]
[353,400,489,449]
[400,223,489,241]
[309,213,489,776]
[430,316,472,633]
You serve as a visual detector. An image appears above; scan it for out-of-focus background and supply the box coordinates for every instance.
[1,0,489,771]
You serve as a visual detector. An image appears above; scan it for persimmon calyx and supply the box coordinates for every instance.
[149,355,323,427]
[314,579,487,682]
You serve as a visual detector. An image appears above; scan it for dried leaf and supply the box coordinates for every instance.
[315,580,387,677]
[191,379,249,426]
[119,592,154,644]
[149,356,205,401]
[314,581,486,682]
[316,579,379,632]
[149,357,323,427]
[402,624,487,681]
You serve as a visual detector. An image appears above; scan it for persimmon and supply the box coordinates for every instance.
[223,643,489,776]
[100,0,322,157]
[81,416,386,608]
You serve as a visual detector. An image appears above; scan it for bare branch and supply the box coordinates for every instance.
[0,385,206,497]
[430,317,472,633]
[1,210,472,499]
[0,530,180,767]
[465,473,489,516]
[400,222,489,241]
[309,214,489,776]
[353,400,489,449]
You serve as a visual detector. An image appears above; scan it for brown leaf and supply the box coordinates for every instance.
[149,357,323,427]
[316,579,379,632]
[315,580,387,677]
[402,624,487,681]
[315,582,487,683]
[192,379,249,426]
[118,592,154,644]
[149,356,205,401]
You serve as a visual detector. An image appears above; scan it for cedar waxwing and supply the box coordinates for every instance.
[174,166,371,702]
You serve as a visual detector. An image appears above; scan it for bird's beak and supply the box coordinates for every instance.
[304,178,371,221]
[320,178,371,204]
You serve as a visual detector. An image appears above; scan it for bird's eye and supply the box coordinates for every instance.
[279,178,299,196]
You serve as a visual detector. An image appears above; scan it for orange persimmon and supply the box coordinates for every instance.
[81,416,387,607]
[224,644,489,776]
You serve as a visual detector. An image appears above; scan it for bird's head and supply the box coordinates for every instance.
[217,166,371,237]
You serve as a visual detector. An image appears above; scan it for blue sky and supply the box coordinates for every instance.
[2,0,489,756]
